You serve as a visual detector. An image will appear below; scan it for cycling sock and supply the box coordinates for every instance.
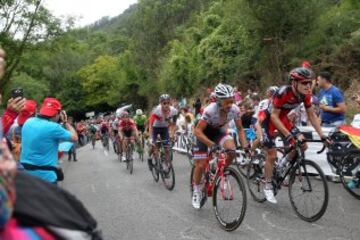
[193,185,201,192]
[265,179,272,190]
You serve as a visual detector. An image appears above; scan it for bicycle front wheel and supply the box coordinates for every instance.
[213,167,247,231]
[246,155,266,203]
[161,163,175,191]
[288,160,329,222]
[339,152,360,200]
[151,155,160,182]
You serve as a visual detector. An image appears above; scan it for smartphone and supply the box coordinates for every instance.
[11,88,23,99]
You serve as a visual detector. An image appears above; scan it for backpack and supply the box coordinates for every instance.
[14,172,103,240]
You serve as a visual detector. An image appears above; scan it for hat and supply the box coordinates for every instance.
[18,100,37,125]
[39,98,62,117]
[302,61,311,69]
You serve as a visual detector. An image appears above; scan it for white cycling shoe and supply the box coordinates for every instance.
[192,191,202,209]
[121,155,127,162]
[264,188,278,204]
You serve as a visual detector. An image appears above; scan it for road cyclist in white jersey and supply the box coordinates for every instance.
[191,83,249,209]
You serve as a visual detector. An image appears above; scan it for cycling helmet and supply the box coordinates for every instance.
[214,83,235,99]
[159,94,171,103]
[136,109,143,115]
[288,67,313,82]
[120,111,129,118]
[266,86,278,96]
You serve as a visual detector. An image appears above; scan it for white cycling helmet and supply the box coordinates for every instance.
[214,83,235,99]
[266,86,278,97]
[136,109,143,115]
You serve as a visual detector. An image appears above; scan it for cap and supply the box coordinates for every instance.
[302,61,311,69]
[18,100,37,125]
[39,98,62,117]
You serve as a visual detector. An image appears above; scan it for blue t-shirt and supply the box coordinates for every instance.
[20,117,72,182]
[319,86,345,123]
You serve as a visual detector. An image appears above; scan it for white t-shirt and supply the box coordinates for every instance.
[351,114,360,128]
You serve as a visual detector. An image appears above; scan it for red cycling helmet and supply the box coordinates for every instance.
[289,67,313,82]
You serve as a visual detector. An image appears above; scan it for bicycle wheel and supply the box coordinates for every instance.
[151,155,160,182]
[246,155,266,203]
[288,160,329,222]
[213,167,247,231]
[161,162,175,190]
[339,152,360,200]
[129,147,134,175]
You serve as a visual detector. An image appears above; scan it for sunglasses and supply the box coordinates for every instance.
[300,81,312,86]
[162,102,171,105]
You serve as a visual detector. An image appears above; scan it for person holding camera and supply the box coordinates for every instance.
[20,98,78,184]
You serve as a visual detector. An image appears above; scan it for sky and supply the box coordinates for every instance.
[44,0,138,27]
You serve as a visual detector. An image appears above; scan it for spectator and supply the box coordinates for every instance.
[317,71,347,127]
[10,100,37,161]
[67,116,77,162]
[245,89,252,99]
[240,101,254,129]
[76,120,86,146]
[20,98,78,184]
[0,48,25,135]
[234,87,242,104]
[351,94,360,128]
[193,98,202,116]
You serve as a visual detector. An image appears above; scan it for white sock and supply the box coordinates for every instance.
[193,185,201,193]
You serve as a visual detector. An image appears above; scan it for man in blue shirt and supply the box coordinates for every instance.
[20,98,78,183]
[317,71,347,127]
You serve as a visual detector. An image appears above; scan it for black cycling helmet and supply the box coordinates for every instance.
[288,67,313,82]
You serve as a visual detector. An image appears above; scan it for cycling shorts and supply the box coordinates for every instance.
[193,126,233,160]
[152,127,170,146]
[120,129,135,138]
[137,125,145,133]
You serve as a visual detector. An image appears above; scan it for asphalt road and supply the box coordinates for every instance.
[61,142,360,240]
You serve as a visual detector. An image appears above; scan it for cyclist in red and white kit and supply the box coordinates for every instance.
[192,83,248,209]
[147,94,178,171]
[261,67,329,204]
[118,111,138,162]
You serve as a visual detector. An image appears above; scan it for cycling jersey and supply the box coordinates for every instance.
[150,105,178,128]
[268,86,311,136]
[200,102,241,130]
[133,115,147,126]
[254,99,271,120]
[118,119,137,131]
[100,122,110,134]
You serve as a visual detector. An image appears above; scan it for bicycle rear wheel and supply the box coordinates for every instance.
[339,152,360,200]
[288,160,329,222]
[246,156,266,203]
[213,167,247,231]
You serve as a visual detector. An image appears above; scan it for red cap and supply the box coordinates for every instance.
[18,100,37,125]
[302,61,311,69]
[39,98,62,117]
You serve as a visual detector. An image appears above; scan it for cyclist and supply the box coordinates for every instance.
[148,94,178,171]
[118,111,138,162]
[192,83,248,209]
[261,67,329,204]
[100,118,110,147]
[134,109,147,148]
[253,86,278,149]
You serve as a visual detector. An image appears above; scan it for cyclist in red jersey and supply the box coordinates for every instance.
[118,111,138,162]
[262,67,329,204]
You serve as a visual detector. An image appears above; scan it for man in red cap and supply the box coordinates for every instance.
[11,100,37,161]
[20,98,78,183]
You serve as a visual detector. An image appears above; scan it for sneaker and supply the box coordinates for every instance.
[264,188,278,204]
[122,155,127,162]
[192,190,202,209]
